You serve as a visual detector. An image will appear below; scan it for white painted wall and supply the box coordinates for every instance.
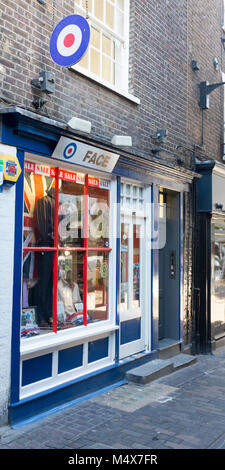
[0,144,16,425]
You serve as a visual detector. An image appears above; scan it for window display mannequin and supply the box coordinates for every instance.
[33,187,55,327]
[57,269,82,322]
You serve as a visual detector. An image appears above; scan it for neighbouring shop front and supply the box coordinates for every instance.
[194,161,225,352]
[0,108,194,425]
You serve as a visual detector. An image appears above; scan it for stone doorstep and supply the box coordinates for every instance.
[125,354,197,385]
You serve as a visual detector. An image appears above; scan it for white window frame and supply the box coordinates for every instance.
[72,0,140,104]
[119,179,152,358]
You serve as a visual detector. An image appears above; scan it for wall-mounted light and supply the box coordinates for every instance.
[37,0,46,5]
[67,117,92,133]
[111,135,132,146]
[213,57,219,71]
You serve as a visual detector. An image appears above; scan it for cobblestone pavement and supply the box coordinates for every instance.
[2,347,225,449]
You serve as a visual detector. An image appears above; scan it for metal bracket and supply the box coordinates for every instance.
[32,97,47,110]
[151,129,168,143]
[198,81,225,109]
[31,71,55,94]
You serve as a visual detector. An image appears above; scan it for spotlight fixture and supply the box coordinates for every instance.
[67,117,92,133]
[111,135,132,147]
[37,0,46,5]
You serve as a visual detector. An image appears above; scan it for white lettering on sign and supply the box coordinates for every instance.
[52,137,119,173]
[35,164,51,176]
[24,161,35,173]
[24,161,110,189]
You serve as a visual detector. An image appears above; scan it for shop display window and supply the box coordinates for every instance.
[211,218,225,337]
[22,161,111,338]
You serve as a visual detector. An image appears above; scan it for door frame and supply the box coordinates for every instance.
[119,183,151,359]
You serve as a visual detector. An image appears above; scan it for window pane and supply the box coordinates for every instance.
[106,1,114,29]
[94,0,103,20]
[117,0,124,10]
[79,50,88,69]
[90,48,100,75]
[102,55,111,82]
[88,183,110,248]
[58,178,84,247]
[57,251,84,329]
[87,252,109,323]
[120,223,129,311]
[91,26,100,49]
[23,162,55,248]
[211,220,225,337]
[102,35,111,56]
[22,251,54,336]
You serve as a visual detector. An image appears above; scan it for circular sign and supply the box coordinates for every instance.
[63,143,77,159]
[49,15,90,67]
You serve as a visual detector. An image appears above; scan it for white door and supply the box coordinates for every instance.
[119,214,146,358]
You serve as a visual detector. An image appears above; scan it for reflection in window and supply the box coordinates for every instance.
[88,185,110,248]
[211,219,225,337]
[120,223,129,311]
[87,252,109,322]
[57,251,84,329]
[22,166,55,337]
[58,180,84,247]
[133,225,140,309]
[22,161,111,338]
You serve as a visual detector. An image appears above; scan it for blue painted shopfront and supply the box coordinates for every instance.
[0,108,185,426]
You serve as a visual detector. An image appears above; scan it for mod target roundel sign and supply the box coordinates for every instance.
[49,15,90,67]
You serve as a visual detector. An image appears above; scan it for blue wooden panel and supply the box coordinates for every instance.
[58,345,83,374]
[22,354,52,386]
[120,318,141,345]
[88,338,109,363]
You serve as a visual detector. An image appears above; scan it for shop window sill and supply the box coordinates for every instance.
[20,322,119,359]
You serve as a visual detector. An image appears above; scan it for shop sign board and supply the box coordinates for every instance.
[52,137,120,173]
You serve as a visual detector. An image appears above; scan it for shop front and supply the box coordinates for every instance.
[195,161,225,352]
[0,108,194,425]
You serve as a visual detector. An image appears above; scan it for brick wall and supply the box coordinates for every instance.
[187,0,225,161]
[0,0,188,164]
[0,144,15,425]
